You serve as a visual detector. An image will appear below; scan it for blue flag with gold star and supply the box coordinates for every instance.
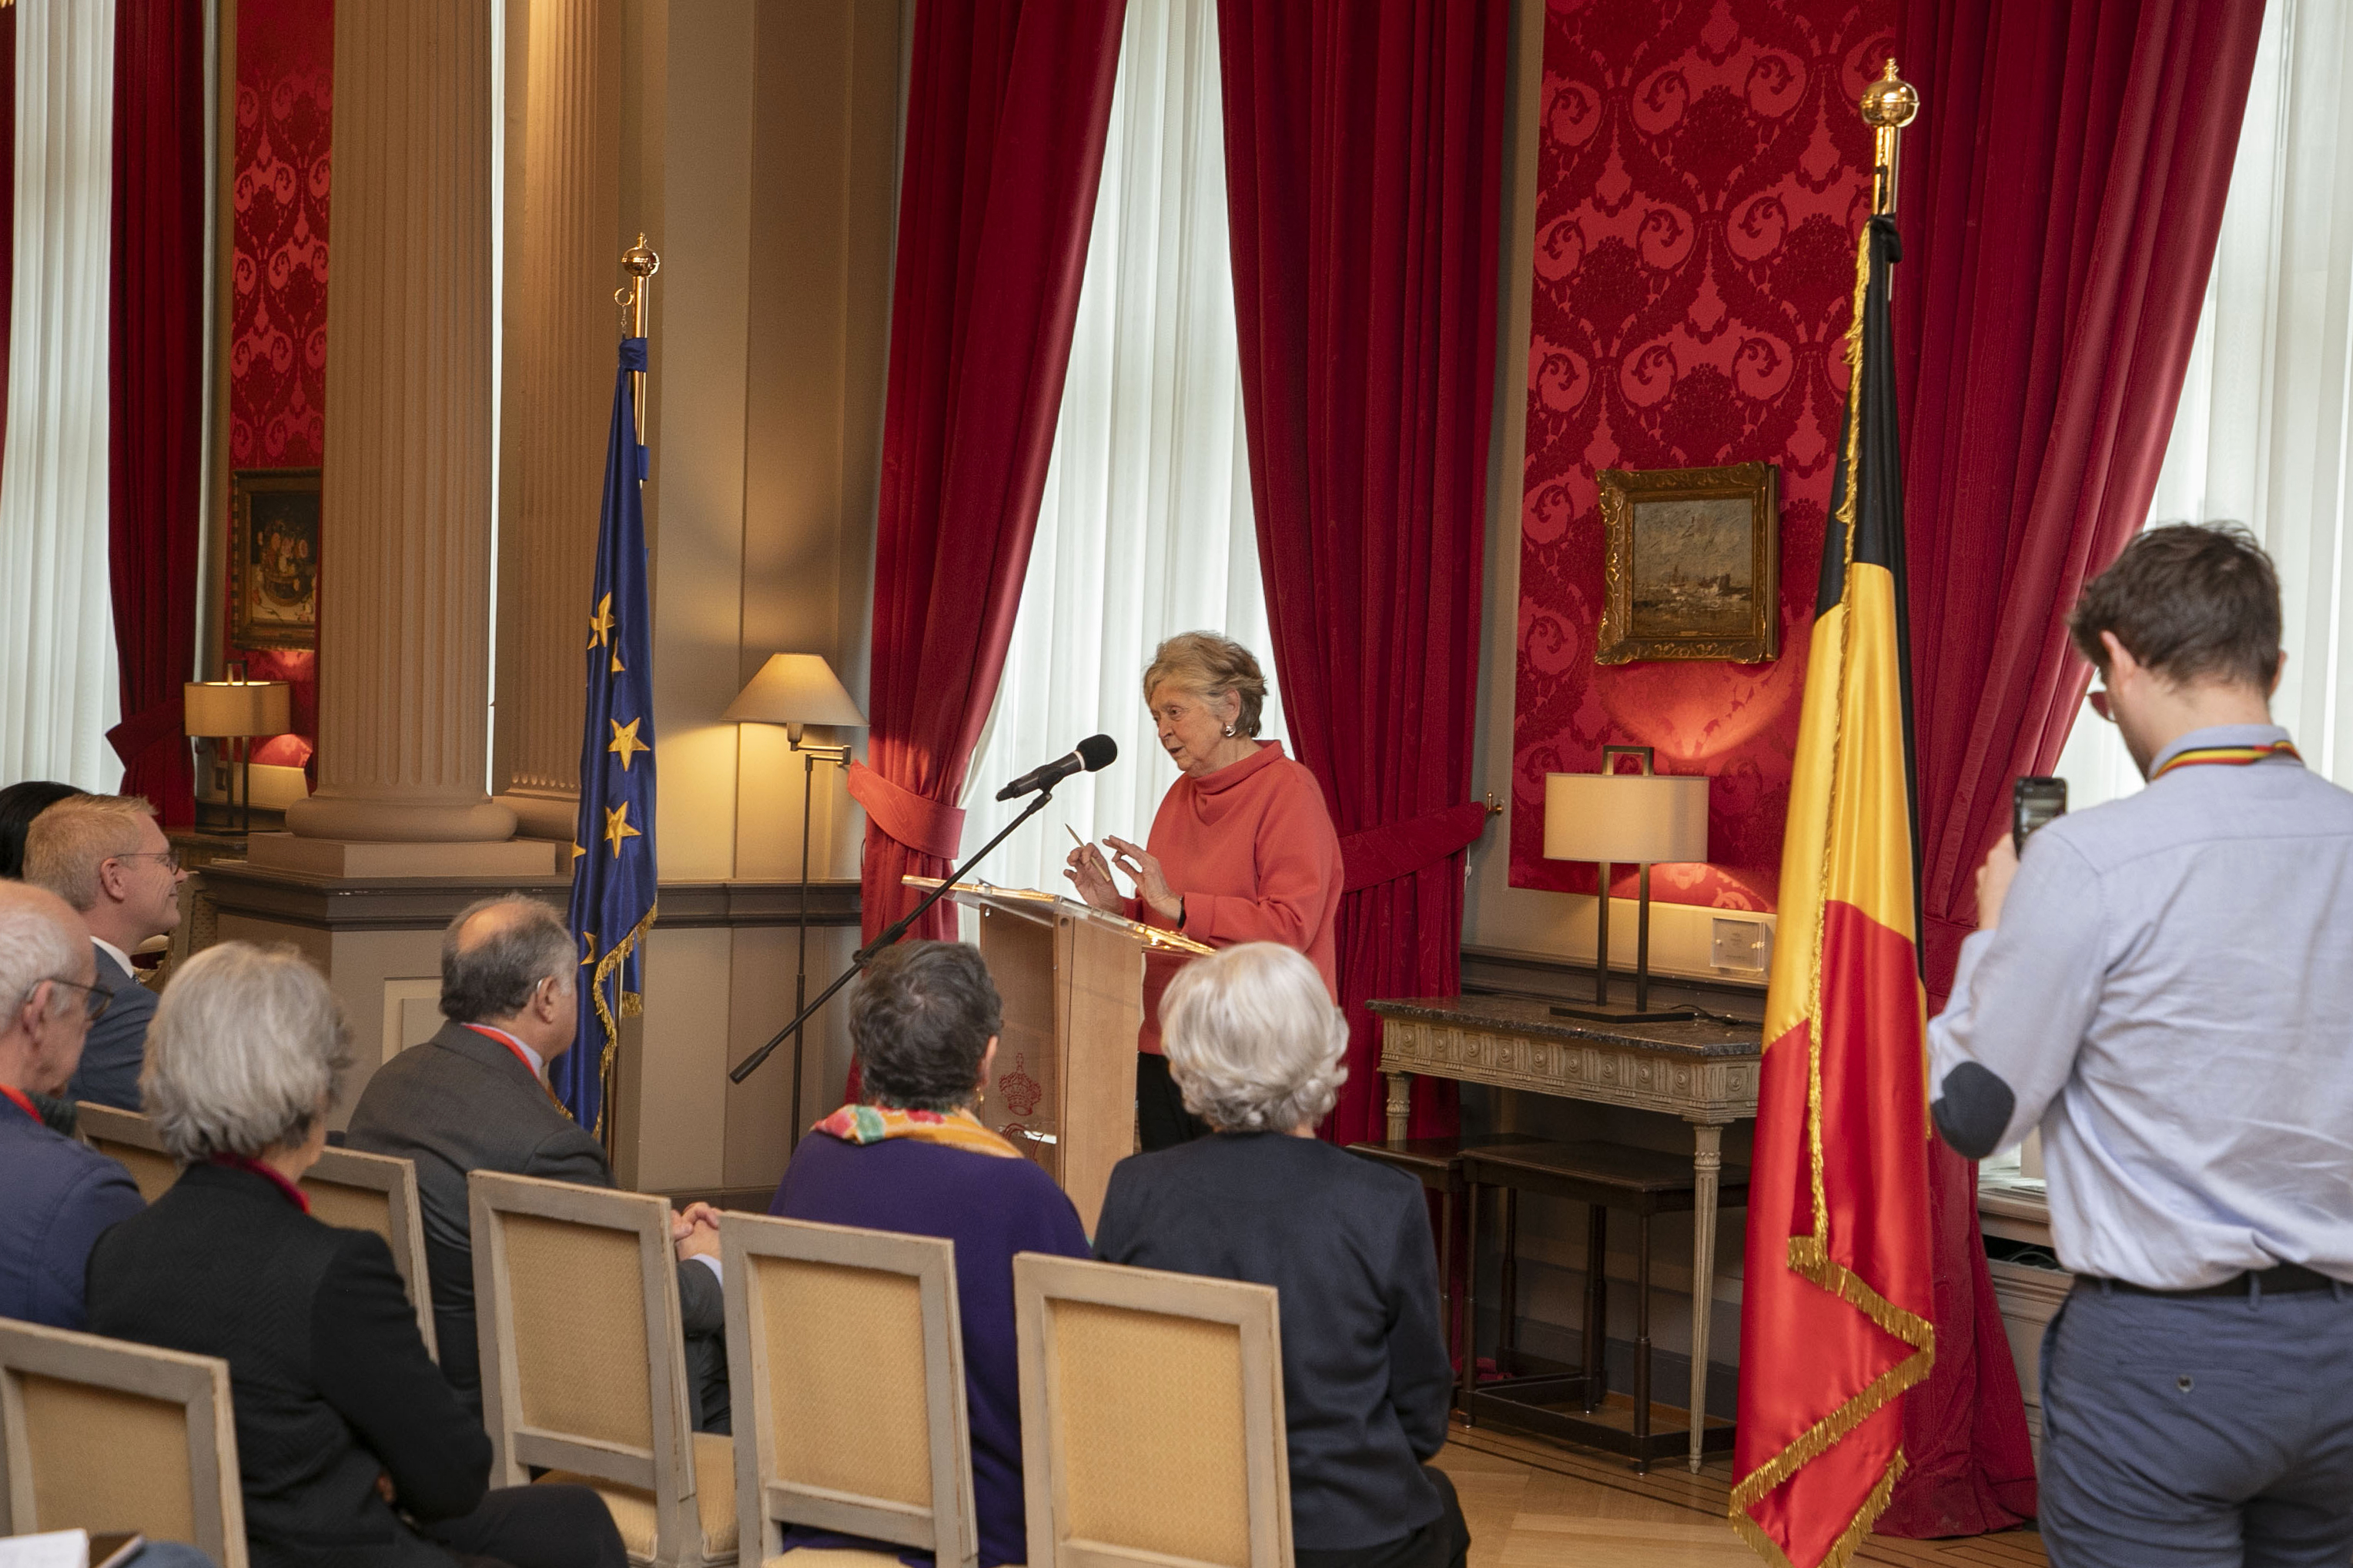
[560,336,658,1136]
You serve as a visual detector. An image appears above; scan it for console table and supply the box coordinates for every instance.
[1368,994,1765,1471]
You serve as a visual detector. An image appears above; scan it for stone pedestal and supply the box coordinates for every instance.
[283,0,512,854]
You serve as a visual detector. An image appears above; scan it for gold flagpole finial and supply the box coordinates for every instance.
[615,236,661,444]
[1859,60,1919,217]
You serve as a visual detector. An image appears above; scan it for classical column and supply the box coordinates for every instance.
[275,0,527,860]
[493,0,622,841]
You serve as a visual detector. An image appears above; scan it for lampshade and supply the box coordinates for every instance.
[183,678,292,739]
[722,654,868,727]
[1544,771,1709,865]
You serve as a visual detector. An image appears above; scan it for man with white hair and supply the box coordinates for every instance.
[22,794,186,1108]
[0,880,144,1328]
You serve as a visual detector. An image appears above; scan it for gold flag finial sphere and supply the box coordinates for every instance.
[1860,59,1918,131]
[623,233,661,282]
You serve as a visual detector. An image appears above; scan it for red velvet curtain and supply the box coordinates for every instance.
[1875,0,2265,1536]
[847,0,1126,944]
[1217,0,1508,1144]
[105,0,206,823]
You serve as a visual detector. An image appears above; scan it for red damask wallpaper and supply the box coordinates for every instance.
[1511,0,1893,911]
[229,0,331,767]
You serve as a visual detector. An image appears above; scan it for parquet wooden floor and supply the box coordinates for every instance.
[1433,1423,2047,1568]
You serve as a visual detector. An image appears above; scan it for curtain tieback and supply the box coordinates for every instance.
[105,694,188,770]
[845,760,966,862]
[1338,801,1491,894]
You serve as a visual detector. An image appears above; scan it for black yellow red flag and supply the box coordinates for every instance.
[1730,213,1934,1568]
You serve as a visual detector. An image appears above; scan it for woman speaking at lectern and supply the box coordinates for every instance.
[1064,632,1343,1150]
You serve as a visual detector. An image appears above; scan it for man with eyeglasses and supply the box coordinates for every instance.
[22,794,186,1109]
[1927,524,2353,1565]
[0,880,143,1330]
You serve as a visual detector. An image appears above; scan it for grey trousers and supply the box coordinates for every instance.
[2040,1279,2353,1567]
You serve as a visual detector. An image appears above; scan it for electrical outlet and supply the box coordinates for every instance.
[1712,916,1771,975]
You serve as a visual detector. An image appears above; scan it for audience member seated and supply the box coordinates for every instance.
[769,940,1089,1568]
[84,941,626,1568]
[0,881,143,1329]
[345,895,731,1430]
[22,795,185,1110]
[0,779,84,880]
[1093,943,1468,1568]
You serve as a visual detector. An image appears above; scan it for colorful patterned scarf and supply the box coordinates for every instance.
[811,1102,1023,1159]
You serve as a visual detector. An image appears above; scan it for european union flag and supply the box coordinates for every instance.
[559,336,658,1136]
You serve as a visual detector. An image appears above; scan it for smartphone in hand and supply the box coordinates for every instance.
[2013,775,2067,853]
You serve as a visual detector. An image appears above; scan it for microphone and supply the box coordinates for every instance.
[995,734,1117,801]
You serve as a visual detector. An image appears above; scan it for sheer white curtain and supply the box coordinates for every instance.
[2055,0,2353,806]
[956,0,1284,900]
[0,0,122,791]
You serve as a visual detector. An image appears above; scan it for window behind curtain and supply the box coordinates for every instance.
[956,0,1284,902]
[2054,0,2353,808]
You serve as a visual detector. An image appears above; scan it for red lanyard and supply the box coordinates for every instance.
[0,1084,40,1125]
[2148,740,2301,781]
[464,1025,567,1112]
[210,1152,312,1212]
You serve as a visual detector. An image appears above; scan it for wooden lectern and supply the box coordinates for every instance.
[904,877,1210,1232]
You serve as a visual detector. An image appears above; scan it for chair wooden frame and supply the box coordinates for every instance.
[1012,1252,1292,1568]
[721,1214,978,1568]
[468,1170,719,1568]
[0,1319,248,1568]
[77,1103,440,1362]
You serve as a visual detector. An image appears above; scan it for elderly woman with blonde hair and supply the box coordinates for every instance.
[84,942,624,1568]
[1064,630,1344,1148]
[1093,943,1468,1568]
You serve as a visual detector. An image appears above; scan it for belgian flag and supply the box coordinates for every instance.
[1730,214,1934,1568]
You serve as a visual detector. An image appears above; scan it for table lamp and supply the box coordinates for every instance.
[724,654,869,1147]
[1544,745,1709,1022]
[184,662,293,837]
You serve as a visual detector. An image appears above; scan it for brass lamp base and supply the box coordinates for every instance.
[1550,1000,1699,1025]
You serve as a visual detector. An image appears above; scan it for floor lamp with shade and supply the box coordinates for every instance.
[1545,745,1710,1022]
[184,663,294,837]
[724,654,868,1148]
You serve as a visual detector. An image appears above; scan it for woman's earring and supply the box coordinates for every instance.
[1223,723,1236,737]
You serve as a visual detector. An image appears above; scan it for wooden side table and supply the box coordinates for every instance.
[1369,993,1763,1473]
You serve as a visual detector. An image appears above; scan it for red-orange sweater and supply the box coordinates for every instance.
[1123,741,1344,1054]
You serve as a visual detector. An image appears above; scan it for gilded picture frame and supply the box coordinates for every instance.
[228,468,321,651]
[1595,460,1779,664]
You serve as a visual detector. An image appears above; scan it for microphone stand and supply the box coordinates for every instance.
[727,784,1062,1087]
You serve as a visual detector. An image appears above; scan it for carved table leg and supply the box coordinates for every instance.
[1687,1120,1724,1471]
[1384,1072,1412,1144]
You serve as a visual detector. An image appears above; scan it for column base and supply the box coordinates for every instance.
[492,790,580,841]
[246,832,561,879]
[286,793,518,843]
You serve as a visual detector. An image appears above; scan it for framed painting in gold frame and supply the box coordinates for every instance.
[228,468,321,651]
[1595,460,1779,664]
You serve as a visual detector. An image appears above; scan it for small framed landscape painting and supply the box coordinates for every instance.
[1595,460,1779,664]
[229,468,321,651]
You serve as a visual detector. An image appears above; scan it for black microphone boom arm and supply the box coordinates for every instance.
[726,784,1061,1085]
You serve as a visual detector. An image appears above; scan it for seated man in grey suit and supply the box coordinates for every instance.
[22,794,186,1109]
[346,894,730,1429]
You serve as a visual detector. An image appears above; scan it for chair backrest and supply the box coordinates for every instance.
[75,1102,179,1204]
[75,1107,440,1364]
[721,1214,976,1568]
[1013,1253,1290,1568]
[303,1145,438,1362]
[0,1319,246,1568]
[467,1172,700,1543]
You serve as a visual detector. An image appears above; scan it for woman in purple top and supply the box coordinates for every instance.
[768,940,1089,1567]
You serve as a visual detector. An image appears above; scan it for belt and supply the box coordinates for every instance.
[2077,1262,2340,1299]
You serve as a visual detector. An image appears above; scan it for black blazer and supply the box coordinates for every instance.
[343,1020,722,1413]
[86,1162,491,1568]
[1093,1132,1454,1554]
[69,944,155,1110]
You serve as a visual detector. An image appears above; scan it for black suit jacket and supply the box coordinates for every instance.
[86,1162,491,1568]
[343,1020,722,1414]
[69,944,154,1109]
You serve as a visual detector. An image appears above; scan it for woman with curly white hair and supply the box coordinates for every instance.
[1093,942,1469,1568]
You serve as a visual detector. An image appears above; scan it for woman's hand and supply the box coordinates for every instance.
[1064,840,1123,911]
[1106,835,1183,925]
